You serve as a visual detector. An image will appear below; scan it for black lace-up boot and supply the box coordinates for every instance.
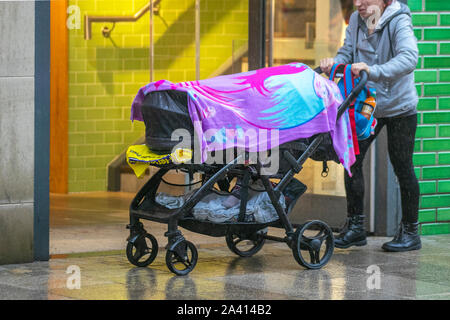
[334,214,367,249]
[382,221,422,252]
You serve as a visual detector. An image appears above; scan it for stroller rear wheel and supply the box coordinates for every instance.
[292,220,334,269]
[225,229,267,257]
[166,240,198,276]
[126,233,159,267]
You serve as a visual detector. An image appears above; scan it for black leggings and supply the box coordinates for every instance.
[345,114,419,223]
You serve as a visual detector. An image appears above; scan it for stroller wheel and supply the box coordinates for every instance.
[126,233,159,267]
[225,229,267,257]
[292,220,334,270]
[166,240,198,276]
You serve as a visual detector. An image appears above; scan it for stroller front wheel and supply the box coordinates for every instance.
[166,240,198,276]
[292,220,334,270]
[126,233,159,267]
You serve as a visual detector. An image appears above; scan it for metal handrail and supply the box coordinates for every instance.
[84,0,162,40]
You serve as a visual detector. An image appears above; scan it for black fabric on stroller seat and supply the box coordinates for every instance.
[141,90,194,152]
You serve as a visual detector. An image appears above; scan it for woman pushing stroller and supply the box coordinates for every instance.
[320,0,421,252]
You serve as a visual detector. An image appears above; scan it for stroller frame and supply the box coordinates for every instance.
[125,69,368,275]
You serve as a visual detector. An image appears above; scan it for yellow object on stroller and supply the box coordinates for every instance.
[126,145,192,178]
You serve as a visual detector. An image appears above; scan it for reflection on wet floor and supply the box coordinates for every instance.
[49,192,229,255]
[26,192,447,299]
[1,235,449,300]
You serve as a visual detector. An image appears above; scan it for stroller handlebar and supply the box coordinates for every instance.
[337,70,368,120]
[313,66,368,121]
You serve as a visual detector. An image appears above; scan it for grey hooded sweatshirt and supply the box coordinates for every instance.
[334,1,418,118]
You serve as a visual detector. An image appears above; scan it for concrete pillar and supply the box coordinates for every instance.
[0,1,36,264]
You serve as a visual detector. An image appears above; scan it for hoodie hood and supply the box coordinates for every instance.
[376,0,411,30]
[358,1,411,32]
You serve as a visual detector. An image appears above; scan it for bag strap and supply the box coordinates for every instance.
[342,64,354,97]
[348,103,360,155]
[329,64,361,154]
[341,64,360,154]
[328,63,344,81]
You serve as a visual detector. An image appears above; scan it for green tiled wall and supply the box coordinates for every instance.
[411,0,450,235]
[68,0,248,192]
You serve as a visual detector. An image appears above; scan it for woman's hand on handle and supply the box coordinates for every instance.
[319,58,335,75]
[351,62,370,78]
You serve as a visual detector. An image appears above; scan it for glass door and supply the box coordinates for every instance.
[265,0,372,229]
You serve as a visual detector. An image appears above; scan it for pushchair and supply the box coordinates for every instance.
[125,66,368,276]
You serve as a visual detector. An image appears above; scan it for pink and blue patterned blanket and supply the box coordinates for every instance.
[131,63,355,173]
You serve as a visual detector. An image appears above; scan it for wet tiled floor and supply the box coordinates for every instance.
[1,234,449,300]
[1,192,444,300]
[49,192,227,254]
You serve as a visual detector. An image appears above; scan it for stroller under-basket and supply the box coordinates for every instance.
[125,68,368,276]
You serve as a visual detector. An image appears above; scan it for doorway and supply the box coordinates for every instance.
[263,0,373,230]
[48,0,252,255]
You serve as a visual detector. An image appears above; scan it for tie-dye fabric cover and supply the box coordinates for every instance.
[131,63,355,174]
